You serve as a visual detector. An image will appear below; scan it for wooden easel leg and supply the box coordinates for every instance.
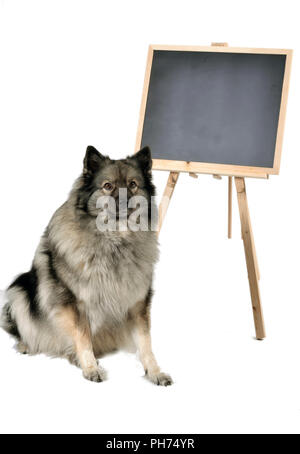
[235,177,265,340]
[158,172,180,235]
[228,176,232,239]
[249,217,260,281]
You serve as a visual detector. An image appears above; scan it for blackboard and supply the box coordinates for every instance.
[136,46,292,177]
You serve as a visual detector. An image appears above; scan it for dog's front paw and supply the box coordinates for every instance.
[83,366,107,383]
[147,372,173,386]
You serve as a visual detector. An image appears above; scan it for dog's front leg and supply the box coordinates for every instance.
[55,304,106,382]
[133,305,173,386]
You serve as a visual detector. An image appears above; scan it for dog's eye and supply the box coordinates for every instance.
[103,182,113,191]
[129,181,137,189]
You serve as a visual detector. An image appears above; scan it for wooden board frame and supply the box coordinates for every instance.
[135,44,293,179]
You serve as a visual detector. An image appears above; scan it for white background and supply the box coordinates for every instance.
[0,0,299,434]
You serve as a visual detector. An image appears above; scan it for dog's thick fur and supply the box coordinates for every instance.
[0,146,172,385]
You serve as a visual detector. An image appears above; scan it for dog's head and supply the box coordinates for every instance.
[75,146,155,224]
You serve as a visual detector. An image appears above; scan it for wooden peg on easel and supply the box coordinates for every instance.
[211,42,229,47]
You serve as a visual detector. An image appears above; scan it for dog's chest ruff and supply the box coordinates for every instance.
[77,232,158,331]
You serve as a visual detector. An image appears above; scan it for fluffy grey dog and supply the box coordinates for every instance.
[0,146,173,385]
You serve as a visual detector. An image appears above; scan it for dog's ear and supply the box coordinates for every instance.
[134,146,152,173]
[83,146,105,173]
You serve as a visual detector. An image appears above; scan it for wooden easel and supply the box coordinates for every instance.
[136,42,292,340]
[157,43,265,340]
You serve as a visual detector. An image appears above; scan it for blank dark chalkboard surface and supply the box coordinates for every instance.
[136,46,292,177]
